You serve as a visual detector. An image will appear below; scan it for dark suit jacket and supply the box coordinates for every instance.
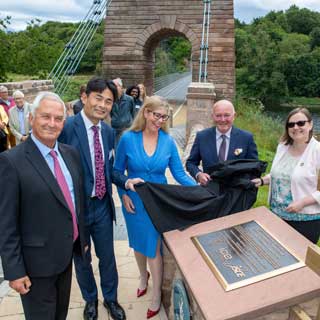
[186,126,258,179]
[0,138,86,281]
[59,113,127,220]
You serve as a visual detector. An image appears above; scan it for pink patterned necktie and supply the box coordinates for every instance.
[49,150,79,242]
[92,126,106,199]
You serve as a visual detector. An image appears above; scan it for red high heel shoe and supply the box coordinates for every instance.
[146,306,160,319]
[137,271,150,298]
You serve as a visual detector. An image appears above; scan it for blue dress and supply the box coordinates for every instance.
[114,130,196,258]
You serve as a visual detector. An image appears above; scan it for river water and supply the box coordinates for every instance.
[266,105,320,133]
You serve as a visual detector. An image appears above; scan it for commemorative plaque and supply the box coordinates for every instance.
[192,220,305,291]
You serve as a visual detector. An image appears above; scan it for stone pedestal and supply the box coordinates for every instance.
[186,82,216,140]
[162,207,320,320]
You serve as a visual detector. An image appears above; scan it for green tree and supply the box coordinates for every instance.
[310,27,320,49]
[0,16,11,81]
[286,5,320,35]
[237,30,288,105]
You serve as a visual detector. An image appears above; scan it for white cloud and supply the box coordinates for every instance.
[0,1,91,31]
[235,0,320,12]
[1,1,320,31]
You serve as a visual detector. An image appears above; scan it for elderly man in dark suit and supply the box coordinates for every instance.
[0,92,86,320]
[186,99,258,185]
[59,77,142,320]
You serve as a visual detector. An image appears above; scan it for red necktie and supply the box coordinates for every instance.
[50,150,79,242]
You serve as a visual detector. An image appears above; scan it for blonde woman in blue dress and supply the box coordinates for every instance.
[253,107,320,244]
[114,96,196,318]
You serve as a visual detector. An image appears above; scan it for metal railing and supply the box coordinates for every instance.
[154,71,191,92]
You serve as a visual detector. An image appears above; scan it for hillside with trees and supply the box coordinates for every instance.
[236,5,320,105]
[1,5,320,105]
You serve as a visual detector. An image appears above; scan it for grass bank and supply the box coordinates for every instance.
[234,98,283,207]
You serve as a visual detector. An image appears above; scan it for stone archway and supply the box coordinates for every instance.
[103,0,235,99]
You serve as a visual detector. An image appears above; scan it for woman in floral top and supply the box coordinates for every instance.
[253,107,320,244]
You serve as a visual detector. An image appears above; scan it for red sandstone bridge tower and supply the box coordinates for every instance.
[102,0,235,100]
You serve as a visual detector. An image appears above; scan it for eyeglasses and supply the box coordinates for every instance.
[148,110,170,122]
[287,120,310,128]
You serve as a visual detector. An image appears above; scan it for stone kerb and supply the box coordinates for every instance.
[0,80,54,103]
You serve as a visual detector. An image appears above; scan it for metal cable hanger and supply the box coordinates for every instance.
[199,0,211,82]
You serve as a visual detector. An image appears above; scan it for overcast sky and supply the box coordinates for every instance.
[1,0,320,31]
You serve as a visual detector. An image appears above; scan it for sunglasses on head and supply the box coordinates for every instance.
[287,120,310,128]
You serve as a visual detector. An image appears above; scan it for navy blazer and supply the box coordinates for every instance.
[59,113,127,220]
[0,138,86,280]
[186,126,258,179]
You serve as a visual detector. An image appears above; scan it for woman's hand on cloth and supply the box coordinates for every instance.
[122,194,135,213]
[251,175,270,188]
[126,178,145,192]
[251,178,262,188]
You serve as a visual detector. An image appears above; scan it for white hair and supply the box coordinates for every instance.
[13,90,24,98]
[0,85,8,93]
[113,78,123,88]
[31,91,66,118]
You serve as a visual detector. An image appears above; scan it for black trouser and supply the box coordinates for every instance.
[0,134,7,152]
[286,219,320,244]
[20,262,72,320]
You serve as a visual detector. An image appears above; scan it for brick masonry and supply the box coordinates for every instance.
[0,80,54,103]
[103,0,235,100]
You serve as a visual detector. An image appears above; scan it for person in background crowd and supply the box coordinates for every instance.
[111,78,135,146]
[73,85,86,115]
[0,104,9,152]
[0,91,87,320]
[137,83,147,104]
[114,96,196,319]
[0,85,16,148]
[59,77,142,320]
[252,108,320,244]
[126,85,142,117]
[0,85,15,115]
[186,99,258,185]
[9,90,31,145]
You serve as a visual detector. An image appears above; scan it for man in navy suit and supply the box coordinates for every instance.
[0,92,86,320]
[186,99,258,185]
[59,78,142,320]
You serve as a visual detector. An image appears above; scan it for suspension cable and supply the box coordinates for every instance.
[199,0,211,82]
[48,0,112,95]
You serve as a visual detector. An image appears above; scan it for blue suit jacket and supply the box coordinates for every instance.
[59,113,127,220]
[186,126,258,179]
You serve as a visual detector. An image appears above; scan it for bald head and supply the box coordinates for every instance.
[212,99,236,134]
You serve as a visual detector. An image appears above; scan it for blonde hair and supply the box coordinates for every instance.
[137,83,147,101]
[129,95,169,133]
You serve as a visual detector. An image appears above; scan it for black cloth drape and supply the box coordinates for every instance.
[135,159,267,233]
